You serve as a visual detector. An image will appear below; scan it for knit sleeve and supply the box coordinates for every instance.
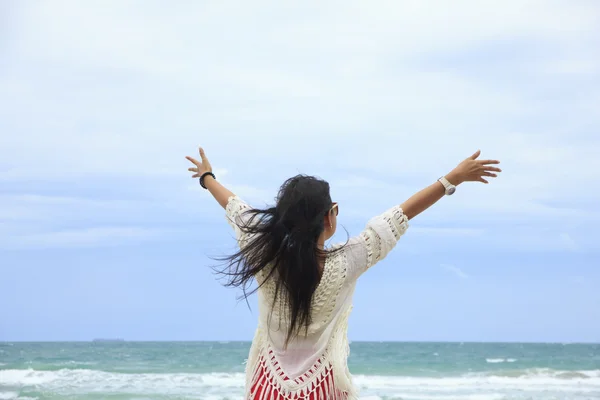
[225,195,253,247]
[344,205,409,281]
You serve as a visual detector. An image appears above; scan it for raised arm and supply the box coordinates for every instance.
[344,150,501,280]
[401,150,501,220]
[186,147,234,209]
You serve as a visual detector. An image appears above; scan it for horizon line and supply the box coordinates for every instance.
[2,339,598,345]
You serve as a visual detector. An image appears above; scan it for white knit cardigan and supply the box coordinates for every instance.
[225,196,409,400]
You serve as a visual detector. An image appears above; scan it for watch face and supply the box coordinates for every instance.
[447,187,456,195]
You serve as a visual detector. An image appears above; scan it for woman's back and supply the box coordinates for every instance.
[227,195,409,398]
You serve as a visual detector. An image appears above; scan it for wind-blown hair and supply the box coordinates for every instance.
[218,175,340,345]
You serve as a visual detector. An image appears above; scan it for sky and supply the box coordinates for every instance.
[1,0,599,343]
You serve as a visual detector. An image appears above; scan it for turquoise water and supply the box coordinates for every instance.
[1,341,599,399]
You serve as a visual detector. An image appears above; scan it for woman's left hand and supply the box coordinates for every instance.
[186,147,212,178]
[448,150,501,185]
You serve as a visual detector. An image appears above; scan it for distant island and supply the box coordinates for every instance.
[92,338,125,342]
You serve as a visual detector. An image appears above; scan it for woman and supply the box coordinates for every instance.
[186,148,500,400]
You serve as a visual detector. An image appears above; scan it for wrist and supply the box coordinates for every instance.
[204,174,216,183]
[199,171,216,189]
[445,170,463,186]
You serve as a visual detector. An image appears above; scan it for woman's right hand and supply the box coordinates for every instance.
[185,147,235,209]
[186,147,213,178]
[447,150,501,185]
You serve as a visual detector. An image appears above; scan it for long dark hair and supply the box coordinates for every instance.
[217,175,336,345]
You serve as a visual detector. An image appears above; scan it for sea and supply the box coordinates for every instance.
[1,341,599,400]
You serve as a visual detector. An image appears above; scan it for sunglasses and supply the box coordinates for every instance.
[330,202,339,216]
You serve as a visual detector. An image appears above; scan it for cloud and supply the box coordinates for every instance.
[0,194,156,224]
[559,233,579,252]
[186,181,274,206]
[0,0,598,253]
[441,264,470,279]
[2,1,598,184]
[1,227,169,250]
[411,227,484,237]
[0,170,270,249]
[0,193,183,249]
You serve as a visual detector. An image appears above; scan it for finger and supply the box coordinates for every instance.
[469,150,481,160]
[484,166,502,172]
[188,167,198,172]
[199,147,208,162]
[482,172,497,177]
[185,156,201,166]
[478,159,500,165]
[477,177,489,184]
[192,174,200,178]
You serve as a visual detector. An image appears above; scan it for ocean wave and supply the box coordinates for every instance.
[54,360,98,367]
[485,358,517,364]
[353,369,600,388]
[1,368,599,399]
[0,369,246,397]
[480,368,599,380]
[0,393,35,400]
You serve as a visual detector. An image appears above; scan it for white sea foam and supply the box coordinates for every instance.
[0,395,36,400]
[485,358,517,363]
[54,360,97,367]
[1,368,599,399]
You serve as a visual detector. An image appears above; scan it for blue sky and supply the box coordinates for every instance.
[1,1,599,342]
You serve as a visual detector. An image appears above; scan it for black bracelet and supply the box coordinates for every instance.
[199,172,216,189]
